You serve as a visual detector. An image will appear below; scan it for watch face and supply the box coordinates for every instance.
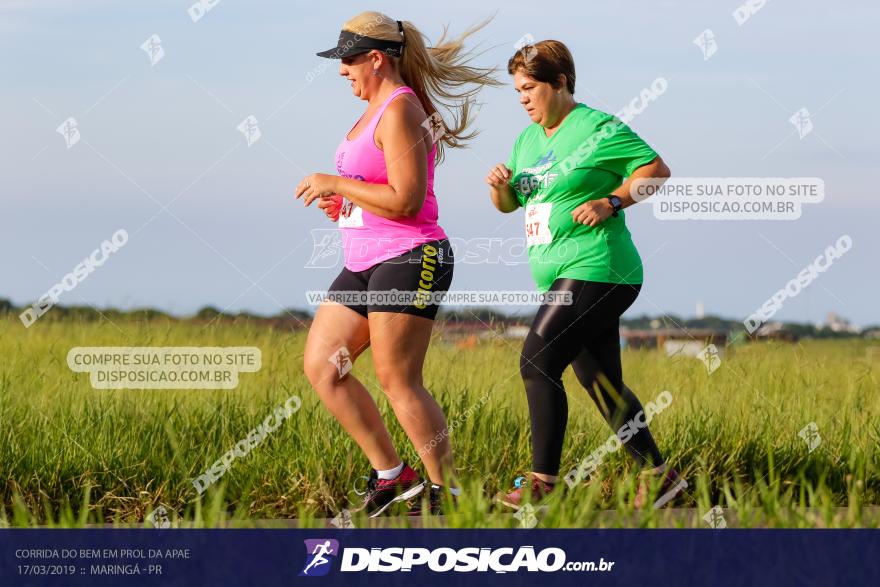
[610,196,621,209]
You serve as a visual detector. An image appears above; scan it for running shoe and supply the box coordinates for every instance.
[359,464,425,518]
[496,474,556,511]
[407,483,459,516]
[634,467,688,510]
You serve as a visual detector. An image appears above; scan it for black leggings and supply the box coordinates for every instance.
[520,279,664,476]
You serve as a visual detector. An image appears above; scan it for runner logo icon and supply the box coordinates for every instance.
[300,539,340,577]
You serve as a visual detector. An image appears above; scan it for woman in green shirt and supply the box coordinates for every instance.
[488,40,686,510]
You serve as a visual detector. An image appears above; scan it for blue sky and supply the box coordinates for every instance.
[2,0,878,326]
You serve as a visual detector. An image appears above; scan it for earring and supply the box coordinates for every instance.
[372,69,380,76]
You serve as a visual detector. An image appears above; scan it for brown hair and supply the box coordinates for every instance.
[343,11,500,162]
[507,40,575,95]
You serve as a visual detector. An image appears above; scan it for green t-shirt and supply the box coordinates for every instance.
[507,103,657,292]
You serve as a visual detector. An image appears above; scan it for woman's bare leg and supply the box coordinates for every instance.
[303,302,400,470]
[368,312,453,485]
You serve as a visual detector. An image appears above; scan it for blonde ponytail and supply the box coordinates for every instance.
[342,11,500,162]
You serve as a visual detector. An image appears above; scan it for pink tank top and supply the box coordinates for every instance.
[334,86,448,272]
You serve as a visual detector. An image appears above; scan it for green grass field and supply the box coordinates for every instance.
[2,316,878,528]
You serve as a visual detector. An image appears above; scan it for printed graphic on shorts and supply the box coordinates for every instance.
[414,243,439,309]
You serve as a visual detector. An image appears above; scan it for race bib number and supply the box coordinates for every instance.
[525,203,552,246]
[338,200,364,228]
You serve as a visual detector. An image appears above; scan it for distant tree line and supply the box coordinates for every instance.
[1,298,876,339]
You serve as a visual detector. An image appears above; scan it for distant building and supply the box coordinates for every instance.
[478,325,530,340]
[621,327,728,350]
[824,312,859,334]
[436,321,531,342]
[501,325,531,339]
[751,321,798,342]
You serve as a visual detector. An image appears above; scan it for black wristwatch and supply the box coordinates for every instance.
[607,195,623,217]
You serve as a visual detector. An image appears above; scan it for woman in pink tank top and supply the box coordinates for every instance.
[295,11,498,516]
[332,84,448,271]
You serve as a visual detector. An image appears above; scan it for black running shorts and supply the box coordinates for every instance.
[326,239,454,320]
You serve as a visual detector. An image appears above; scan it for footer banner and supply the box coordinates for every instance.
[2,529,878,586]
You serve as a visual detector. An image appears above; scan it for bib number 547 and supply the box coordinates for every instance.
[525,203,553,246]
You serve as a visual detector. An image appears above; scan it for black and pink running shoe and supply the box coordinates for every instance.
[496,475,556,510]
[634,467,688,510]
[359,463,425,518]
[407,483,460,516]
